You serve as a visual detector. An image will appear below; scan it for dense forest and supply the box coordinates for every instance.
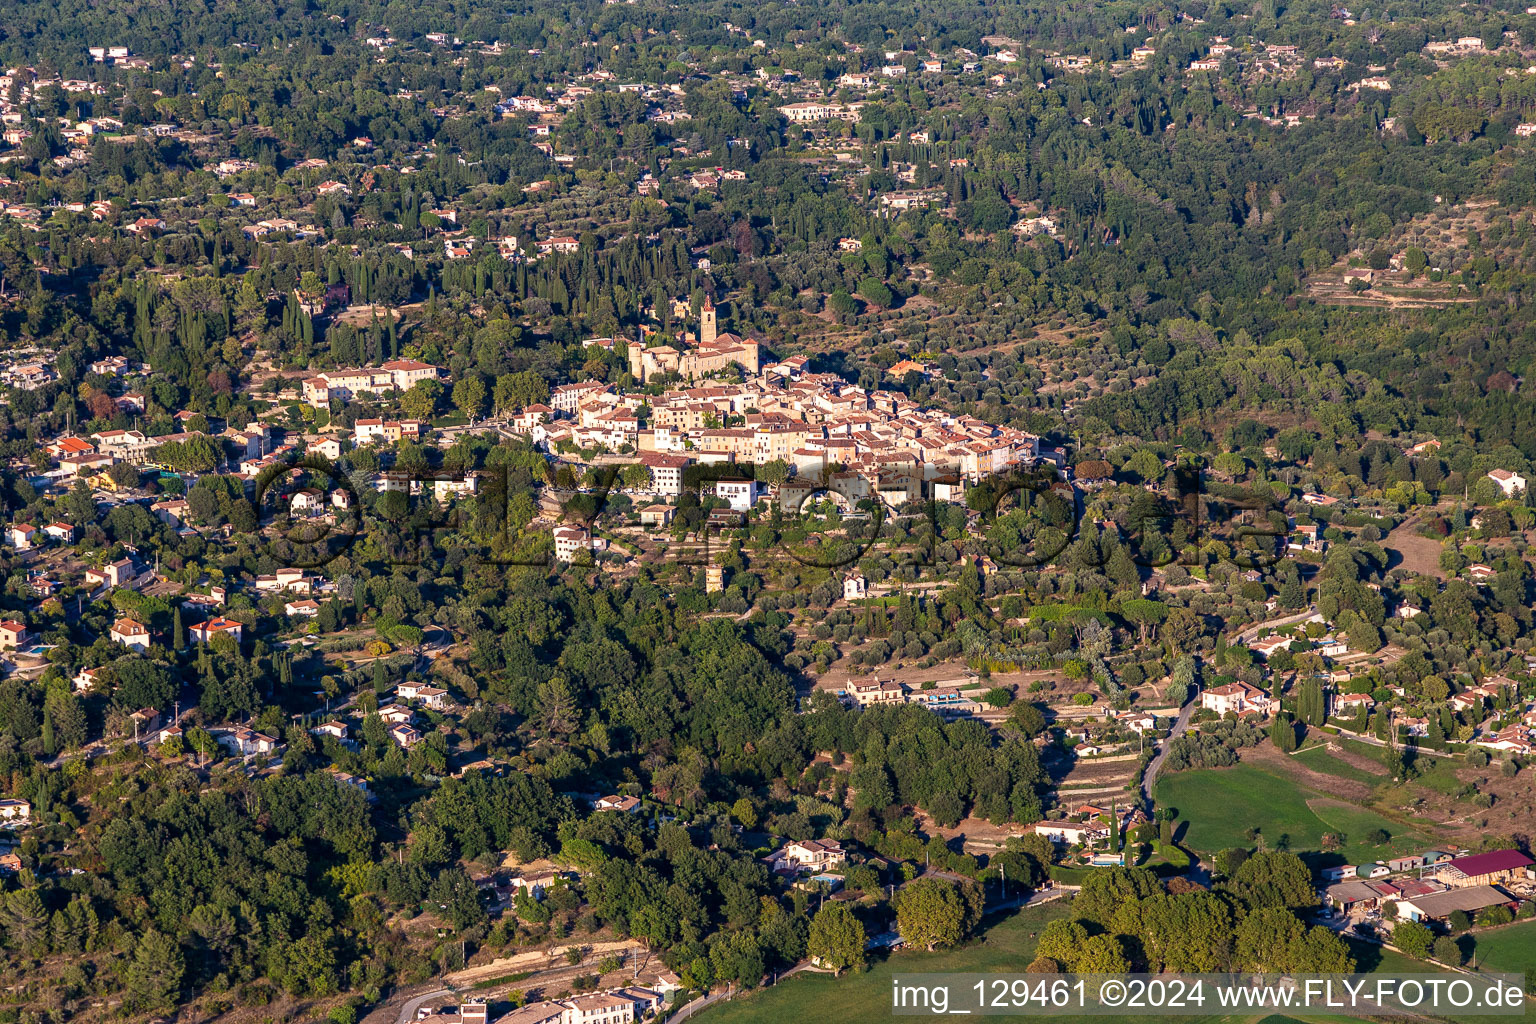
[1,0,1536,1018]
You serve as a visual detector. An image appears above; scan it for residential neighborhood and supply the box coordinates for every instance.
[2,0,1536,1021]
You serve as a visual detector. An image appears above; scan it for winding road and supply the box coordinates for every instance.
[373,942,644,1024]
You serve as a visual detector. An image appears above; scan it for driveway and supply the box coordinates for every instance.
[1141,700,1195,811]
[1231,605,1320,645]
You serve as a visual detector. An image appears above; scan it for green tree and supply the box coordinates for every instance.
[453,376,487,421]
[125,930,185,1010]
[0,887,48,953]
[1228,851,1316,911]
[1035,919,1091,967]
[493,370,550,412]
[1298,925,1355,972]
[1077,934,1132,972]
[1392,920,1433,959]
[107,462,142,488]
[807,903,866,975]
[1234,906,1306,971]
[828,290,857,321]
[856,278,893,308]
[730,797,758,830]
[401,379,444,421]
[895,878,966,950]
[1075,867,1160,925]
[1270,711,1299,752]
[1007,701,1047,739]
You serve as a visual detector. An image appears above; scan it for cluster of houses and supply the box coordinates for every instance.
[1239,607,1536,755]
[511,308,1048,507]
[1324,848,1534,925]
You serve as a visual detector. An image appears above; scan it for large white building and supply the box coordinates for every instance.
[1200,681,1275,717]
[779,101,862,123]
[636,452,690,495]
[302,360,442,406]
[109,617,151,651]
[1032,821,1109,846]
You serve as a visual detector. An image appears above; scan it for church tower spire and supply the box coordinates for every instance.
[700,296,717,347]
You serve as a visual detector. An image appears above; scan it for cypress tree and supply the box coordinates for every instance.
[1270,711,1298,752]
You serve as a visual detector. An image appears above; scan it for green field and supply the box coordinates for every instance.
[1153,764,1434,864]
[694,904,1534,1024]
[694,902,1265,1024]
[695,901,1077,1024]
[1465,920,1536,983]
[1289,744,1387,786]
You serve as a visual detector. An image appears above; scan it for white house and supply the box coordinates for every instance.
[1477,727,1534,756]
[190,617,244,644]
[311,721,348,740]
[1032,821,1109,846]
[1115,710,1158,733]
[73,666,105,692]
[110,617,151,651]
[1488,469,1526,496]
[378,703,414,725]
[219,727,279,757]
[843,572,867,600]
[846,677,905,706]
[715,479,759,512]
[762,839,846,873]
[254,568,310,593]
[1333,692,1374,715]
[1250,635,1294,659]
[1201,681,1275,717]
[399,682,450,708]
[553,526,607,563]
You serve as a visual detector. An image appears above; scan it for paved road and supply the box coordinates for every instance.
[376,952,643,1024]
[388,987,453,1024]
[1319,725,1460,760]
[979,887,1074,917]
[669,989,729,1023]
[1141,700,1195,811]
